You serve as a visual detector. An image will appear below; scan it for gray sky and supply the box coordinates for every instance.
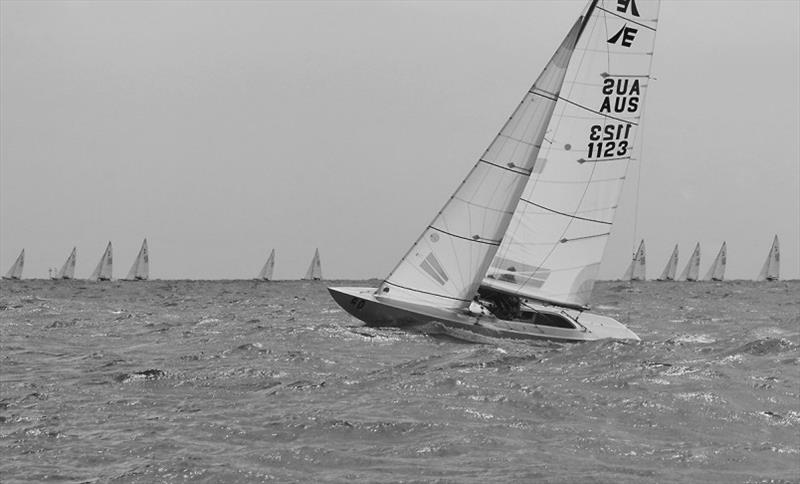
[2,0,798,280]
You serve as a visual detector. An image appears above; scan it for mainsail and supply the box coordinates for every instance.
[757,235,780,281]
[380,0,661,310]
[622,240,646,281]
[657,244,678,281]
[304,249,322,280]
[56,247,77,279]
[679,242,701,281]
[89,242,113,281]
[3,249,24,280]
[125,239,149,280]
[705,241,726,281]
[258,249,275,280]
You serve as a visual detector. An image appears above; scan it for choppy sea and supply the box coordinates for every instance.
[0,279,798,483]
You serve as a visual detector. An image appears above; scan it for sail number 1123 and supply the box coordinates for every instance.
[586,123,631,159]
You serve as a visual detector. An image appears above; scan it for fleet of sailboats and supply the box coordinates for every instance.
[125,239,149,281]
[257,249,275,281]
[303,249,322,280]
[657,244,679,281]
[89,242,113,281]
[623,240,647,281]
[3,249,24,280]
[705,242,727,281]
[758,235,780,281]
[329,0,660,342]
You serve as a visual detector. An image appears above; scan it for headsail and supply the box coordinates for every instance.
[89,242,113,281]
[483,0,660,308]
[622,240,646,281]
[304,248,322,280]
[657,244,678,281]
[258,249,275,280]
[705,241,726,281]
[757,235,779,281]
[3,249,24,280]
[56,247,77,279]
[679,242,701,281]
[125,239,149,280]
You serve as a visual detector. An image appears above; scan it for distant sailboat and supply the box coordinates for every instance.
[55,247,77,279]
[89,242,113,281]
[657,244,679,281]
[757,235,780,281]
[705,242,727,281]
[679,243,701,281]
[3,249,24,280]
[304,249,322,280]
[125,239,149,280]
[622,240,646,281]
[329,0,661,342]
[257,249,275,281]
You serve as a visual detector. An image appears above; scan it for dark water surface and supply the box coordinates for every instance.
[1,279,798,483]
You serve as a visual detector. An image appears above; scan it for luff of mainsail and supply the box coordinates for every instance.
[757,234,779,281]
[125,239,149,280]
[56,247,77,279]
[622,240,647,281]
[304,249,322,280]
[3,249,24,280]
[657,244,678,281]
[258,249,275,280]
[483,0,660,308]
[679,242,701,281]
[89,242,113,281]
[705,241,726,281]
[376,13,591,310]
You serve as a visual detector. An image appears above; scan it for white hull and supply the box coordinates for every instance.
[329,287,639,343]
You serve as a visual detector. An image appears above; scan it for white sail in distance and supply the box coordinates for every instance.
[258,249,275,280]
[89,242,113,281]
[757,235,780,281]
[3,249,24,280]
[622,240,646,281]
[304,249,322,280]
[679,242,701,281]
[56,247,77,279]
[657,244,678,281]
[483,0,661,308]
[705,242,726,281]
[125,239,149,280]
[377,8,601,310]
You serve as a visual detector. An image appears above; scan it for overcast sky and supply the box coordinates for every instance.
[1,0,798,280]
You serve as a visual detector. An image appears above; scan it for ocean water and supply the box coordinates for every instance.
[0,279,798,483]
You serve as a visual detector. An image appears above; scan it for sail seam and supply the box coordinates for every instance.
[519,198,613,225]
[556,95,639,125]
[595,6,657,31]
[381,280,472,303]
[429,226,502,246]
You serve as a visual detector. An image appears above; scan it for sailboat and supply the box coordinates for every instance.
[125,239,149,280]
[704,241,726,281]
[303,249,322,280]
[55,247,77,279]
[678,243,701,281]
[89,242,113,281]
[757,234,779,281]
[329,0,660,343]
[622,240,646,281]
[3,249,24,280]
[657,244,678,281]
[257,249,275,281]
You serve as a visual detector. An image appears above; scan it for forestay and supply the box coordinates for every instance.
[484,0,661,308]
